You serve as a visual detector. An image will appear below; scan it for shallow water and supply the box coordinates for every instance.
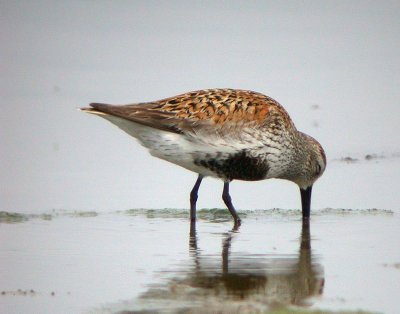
[2,3,400,313]
[1,209,399,314]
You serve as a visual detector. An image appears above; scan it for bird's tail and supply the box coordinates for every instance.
[79,103,111,116]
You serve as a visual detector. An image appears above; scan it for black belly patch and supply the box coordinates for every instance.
[194,150,269,181]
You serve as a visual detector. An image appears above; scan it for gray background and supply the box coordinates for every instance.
[1,1,399,213]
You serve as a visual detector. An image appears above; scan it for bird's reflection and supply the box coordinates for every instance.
[187,221,324,306]
[134,221,324,312]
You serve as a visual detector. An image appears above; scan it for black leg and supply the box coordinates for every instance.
[190,174,203,222]
[222,182,241,226]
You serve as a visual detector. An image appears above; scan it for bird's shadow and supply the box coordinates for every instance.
[129,221,324,313]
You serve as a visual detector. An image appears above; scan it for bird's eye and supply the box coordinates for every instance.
[316,164,322,175]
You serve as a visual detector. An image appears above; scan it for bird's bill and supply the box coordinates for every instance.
[300,186,313,220]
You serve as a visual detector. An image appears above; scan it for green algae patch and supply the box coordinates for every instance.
[124,208,189,219]
[122,208,248,222]
[267,309,379,314]
[0,211,53,223]
[120,207,393,222]
[0,207,393,225]
[0,210,99,223]
[241,207,393,218]
[66,211,98,218]
[197,208,247,222]
[317,208,393,215]
[0,211,29,223]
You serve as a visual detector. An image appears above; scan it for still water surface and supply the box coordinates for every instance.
[1,209,398,313]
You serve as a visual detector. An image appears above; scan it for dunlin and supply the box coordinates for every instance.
[82,89,326,225]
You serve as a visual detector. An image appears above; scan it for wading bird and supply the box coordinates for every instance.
[81,89,326,226]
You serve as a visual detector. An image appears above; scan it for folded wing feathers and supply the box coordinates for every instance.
[89,103,187,134]
[87,101,262,139]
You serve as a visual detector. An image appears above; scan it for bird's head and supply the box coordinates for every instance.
[295,133,326,220]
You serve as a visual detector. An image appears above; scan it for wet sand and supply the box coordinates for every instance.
[1,208,398,314]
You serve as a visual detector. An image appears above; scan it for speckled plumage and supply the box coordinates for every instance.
[82,88,326,225]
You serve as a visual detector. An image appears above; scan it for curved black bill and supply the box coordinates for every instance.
[300,186,313,220]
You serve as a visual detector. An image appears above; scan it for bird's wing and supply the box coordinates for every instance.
[83,103,187,134]
[83,89,295,137]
